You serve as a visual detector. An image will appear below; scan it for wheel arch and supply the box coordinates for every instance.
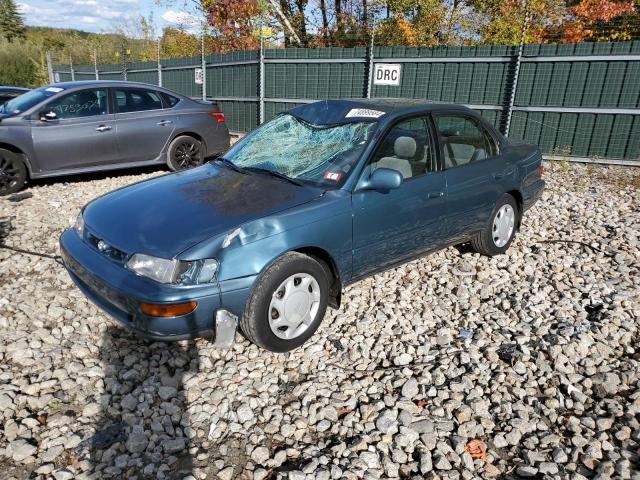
[506,189,523,229]
[0,142,31,177]
[170,131,207,154]
[292,246,342,309]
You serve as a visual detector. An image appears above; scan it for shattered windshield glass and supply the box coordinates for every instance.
[222,114,377,187]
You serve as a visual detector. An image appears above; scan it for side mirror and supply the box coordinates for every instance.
[360,168,402,191]
[40,110,58,122]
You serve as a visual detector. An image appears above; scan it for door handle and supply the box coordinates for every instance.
[157,120,173,126]
[95,125,111,132]
[427,191,444,199]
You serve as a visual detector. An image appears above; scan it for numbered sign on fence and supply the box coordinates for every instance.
[194,68,204,85]
[373,64,401,86]
[54,72,60,83]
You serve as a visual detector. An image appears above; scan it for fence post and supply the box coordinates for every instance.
[504,0,529,137]
[121,44,128,81]
[201,27,207,101]
[70,56,75,81]
[157,39,163,87]
[259,29,265,124]
[46,51,54,84]
[94,48,99,80]
[366,27,375,99]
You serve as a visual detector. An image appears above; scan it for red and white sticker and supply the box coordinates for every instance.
[323,171,342,182]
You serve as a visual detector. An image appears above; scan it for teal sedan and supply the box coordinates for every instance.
[60,99,544,352]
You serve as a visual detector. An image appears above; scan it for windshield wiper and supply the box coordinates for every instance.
[214,157,247,174]
[244,167,304,187]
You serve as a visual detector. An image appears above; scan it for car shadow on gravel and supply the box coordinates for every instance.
[85,326,199,479]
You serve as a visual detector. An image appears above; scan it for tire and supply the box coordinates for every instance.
[0,149,27,196]
[240,252,329,352]
[471,193,518,256]
[166,135,204,171]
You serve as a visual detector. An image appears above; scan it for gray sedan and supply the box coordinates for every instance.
[0,81,230,195]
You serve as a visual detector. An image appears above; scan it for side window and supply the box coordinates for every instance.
[369,116,436,181]
[115,88,163,113]
[162,93,180,108]
[435,114,494,168]
[47,89,108,119]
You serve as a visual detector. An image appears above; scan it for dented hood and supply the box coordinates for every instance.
[83,163,323,258]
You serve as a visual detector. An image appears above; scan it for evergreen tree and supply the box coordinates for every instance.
[0,0,26,43]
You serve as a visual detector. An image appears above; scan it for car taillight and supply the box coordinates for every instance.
[209,111,225,123]
[537,164,544,177]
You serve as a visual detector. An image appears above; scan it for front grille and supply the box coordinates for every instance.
[86,232,128,263]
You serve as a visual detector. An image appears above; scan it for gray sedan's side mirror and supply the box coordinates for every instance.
[360,168,403,191]
[39,110,58,122]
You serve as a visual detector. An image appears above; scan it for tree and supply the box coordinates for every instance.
[558,0,637,42]
[0,0,26,43]
[160,27,200,58]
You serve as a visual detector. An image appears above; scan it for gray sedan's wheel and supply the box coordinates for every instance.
[240,252,329,352]
[471,193,518,256]
[0,149,27,196]
[167,135,204,171]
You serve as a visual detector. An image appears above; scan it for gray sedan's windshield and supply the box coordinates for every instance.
[1,87,62,115]
[223,114,376,187]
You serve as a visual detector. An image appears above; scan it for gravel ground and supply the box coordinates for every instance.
[0,162,639,480]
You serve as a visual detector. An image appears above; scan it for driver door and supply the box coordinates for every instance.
[351,115,447,278]
[30,88,119,171]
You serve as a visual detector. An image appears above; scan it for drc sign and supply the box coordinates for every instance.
[373,63,401,86]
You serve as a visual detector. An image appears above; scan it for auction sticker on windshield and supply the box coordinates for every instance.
[323,171,342,182]
[345,108,384,119]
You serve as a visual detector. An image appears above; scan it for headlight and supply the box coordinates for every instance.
[74,212,85,238]
[126,253,218,285]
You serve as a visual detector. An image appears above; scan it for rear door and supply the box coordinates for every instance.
[434,112,506,243]
[113,87,176,163]
[351,115,447,278]
[30,87,118,171]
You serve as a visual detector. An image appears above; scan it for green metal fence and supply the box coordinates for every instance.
[52,41,640,164]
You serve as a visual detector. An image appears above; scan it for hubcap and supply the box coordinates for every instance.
[268,273,321,340]
[0,155,20,191]
[174,141,201,169]
[492,204,515,248]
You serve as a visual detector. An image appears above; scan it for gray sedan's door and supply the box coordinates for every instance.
[113,87,176,163]
[30,88,119,171]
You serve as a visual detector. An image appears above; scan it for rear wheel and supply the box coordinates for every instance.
[166,135,204,171]
[471,194,518,256]
[0,149,27,196]
[240,252,329,352]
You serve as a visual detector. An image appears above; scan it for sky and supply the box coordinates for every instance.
[17,0,201,35]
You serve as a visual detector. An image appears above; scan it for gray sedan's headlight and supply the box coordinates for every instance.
[125,253,218,286]
[74,212,85,237]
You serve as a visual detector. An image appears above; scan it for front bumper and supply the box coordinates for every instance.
[60,228,236,344]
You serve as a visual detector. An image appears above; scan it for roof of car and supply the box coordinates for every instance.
[289,98,473,125]
[0,86,30,92]
[47,80,163,89]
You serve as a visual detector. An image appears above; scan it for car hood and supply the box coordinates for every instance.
[83,163,324,258]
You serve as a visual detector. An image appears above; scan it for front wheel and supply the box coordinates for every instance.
[166,135,204,171]
[240,252,329,352]
[471,194,518,256]
[0,149,27,196]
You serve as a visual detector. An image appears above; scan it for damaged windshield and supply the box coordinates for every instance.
[221,114,377,188]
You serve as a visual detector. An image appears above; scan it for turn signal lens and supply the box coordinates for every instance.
[140,301,197,317]
[208,111,225,123]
